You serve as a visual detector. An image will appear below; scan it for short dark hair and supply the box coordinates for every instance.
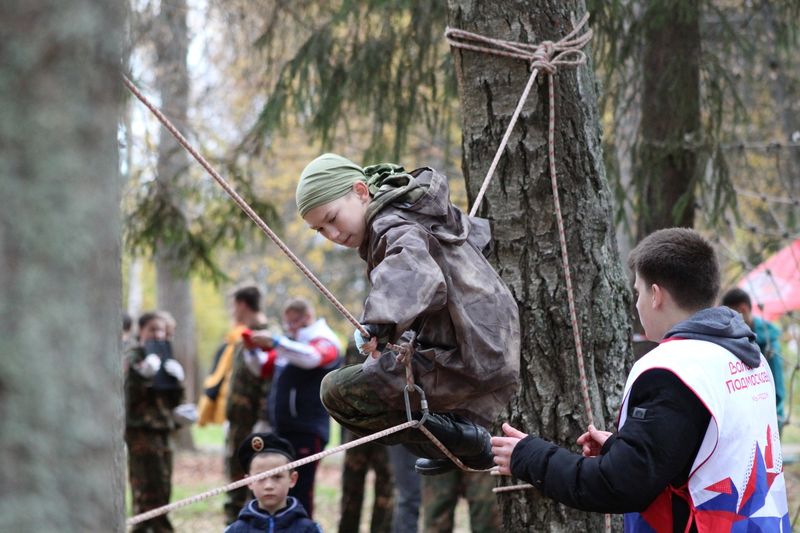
[234,286,261,312]
[721,287,752,310]
[122,312,132,333]
[283,297,313,316]
[138,311,162,331]
[628,228,719,311]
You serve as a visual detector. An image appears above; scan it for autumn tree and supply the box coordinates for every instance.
[0,1,126,530]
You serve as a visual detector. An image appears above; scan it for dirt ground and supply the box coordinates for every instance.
[159,445,800,532]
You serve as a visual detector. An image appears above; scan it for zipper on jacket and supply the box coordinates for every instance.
[289,388,298,418]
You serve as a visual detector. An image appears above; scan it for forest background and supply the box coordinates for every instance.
[119,1,800,529]
[116,1,800,529]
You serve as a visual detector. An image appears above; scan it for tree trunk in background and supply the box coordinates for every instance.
[632,2,701,357]
[153,0,199,403]
[635,1,701,237]
[762,1,800,198]
[0,1,126,530]
[448,1,633,530]
[128,257,144,319]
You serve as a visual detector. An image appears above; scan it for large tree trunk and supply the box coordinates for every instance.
[635,1,701,237]
[0,1,126,530]
[153,0,199,403]
[447,1,633,530]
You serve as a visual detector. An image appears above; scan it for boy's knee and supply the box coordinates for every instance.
[320,371,338,409]
[320,365,368,419]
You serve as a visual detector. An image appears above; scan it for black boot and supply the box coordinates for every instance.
[411,413,494,475]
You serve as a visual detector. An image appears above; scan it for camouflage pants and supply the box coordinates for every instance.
[422,471,499,533]
[321,364,431,446]
[339,438,394,533]
[126,428,174,533]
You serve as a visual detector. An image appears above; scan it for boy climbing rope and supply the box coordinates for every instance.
[294,153,521,475]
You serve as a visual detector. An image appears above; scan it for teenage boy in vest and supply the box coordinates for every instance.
[492,228,789,532]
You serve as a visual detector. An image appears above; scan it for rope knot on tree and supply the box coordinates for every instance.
[531,41,557,73]
[444,13,592,78]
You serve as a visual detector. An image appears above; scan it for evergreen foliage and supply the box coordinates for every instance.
[124,153,281,282]
[245,0,455,161]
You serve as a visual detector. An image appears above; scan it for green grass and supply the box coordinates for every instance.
[192,424,225,450]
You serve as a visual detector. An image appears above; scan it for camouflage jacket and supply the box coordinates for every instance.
[358,167,520,426]
[226,321,271,424]
[125,345,184,431]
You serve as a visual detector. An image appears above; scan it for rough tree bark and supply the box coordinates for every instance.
[153,0,199,402]
[447,1,633,530]
[0,1,126,530]
[635,1,701,237]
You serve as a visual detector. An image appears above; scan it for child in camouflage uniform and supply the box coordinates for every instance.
[125,312,186,532]
[296,153,521,475]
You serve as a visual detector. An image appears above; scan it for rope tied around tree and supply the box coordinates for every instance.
[445,14,593,217]
[444,15,592,74]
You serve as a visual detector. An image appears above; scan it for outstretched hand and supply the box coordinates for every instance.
[576,424,612,457]
[491,423,529,475]
[247,330,276,350]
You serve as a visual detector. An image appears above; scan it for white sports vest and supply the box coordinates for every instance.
[619,338,789,533]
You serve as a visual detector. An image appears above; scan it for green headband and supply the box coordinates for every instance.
[296,153,367,217]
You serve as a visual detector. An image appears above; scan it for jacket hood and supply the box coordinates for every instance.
[361,167,492,255]
[236,497,312,527]
[664,307,761,367]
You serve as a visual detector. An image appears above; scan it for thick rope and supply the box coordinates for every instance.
[445,14,592,217]
[545,67,596,429]
[127,419,417,526]
[122,75,370,339]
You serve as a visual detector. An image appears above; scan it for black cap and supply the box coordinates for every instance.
[237,432,296,472]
